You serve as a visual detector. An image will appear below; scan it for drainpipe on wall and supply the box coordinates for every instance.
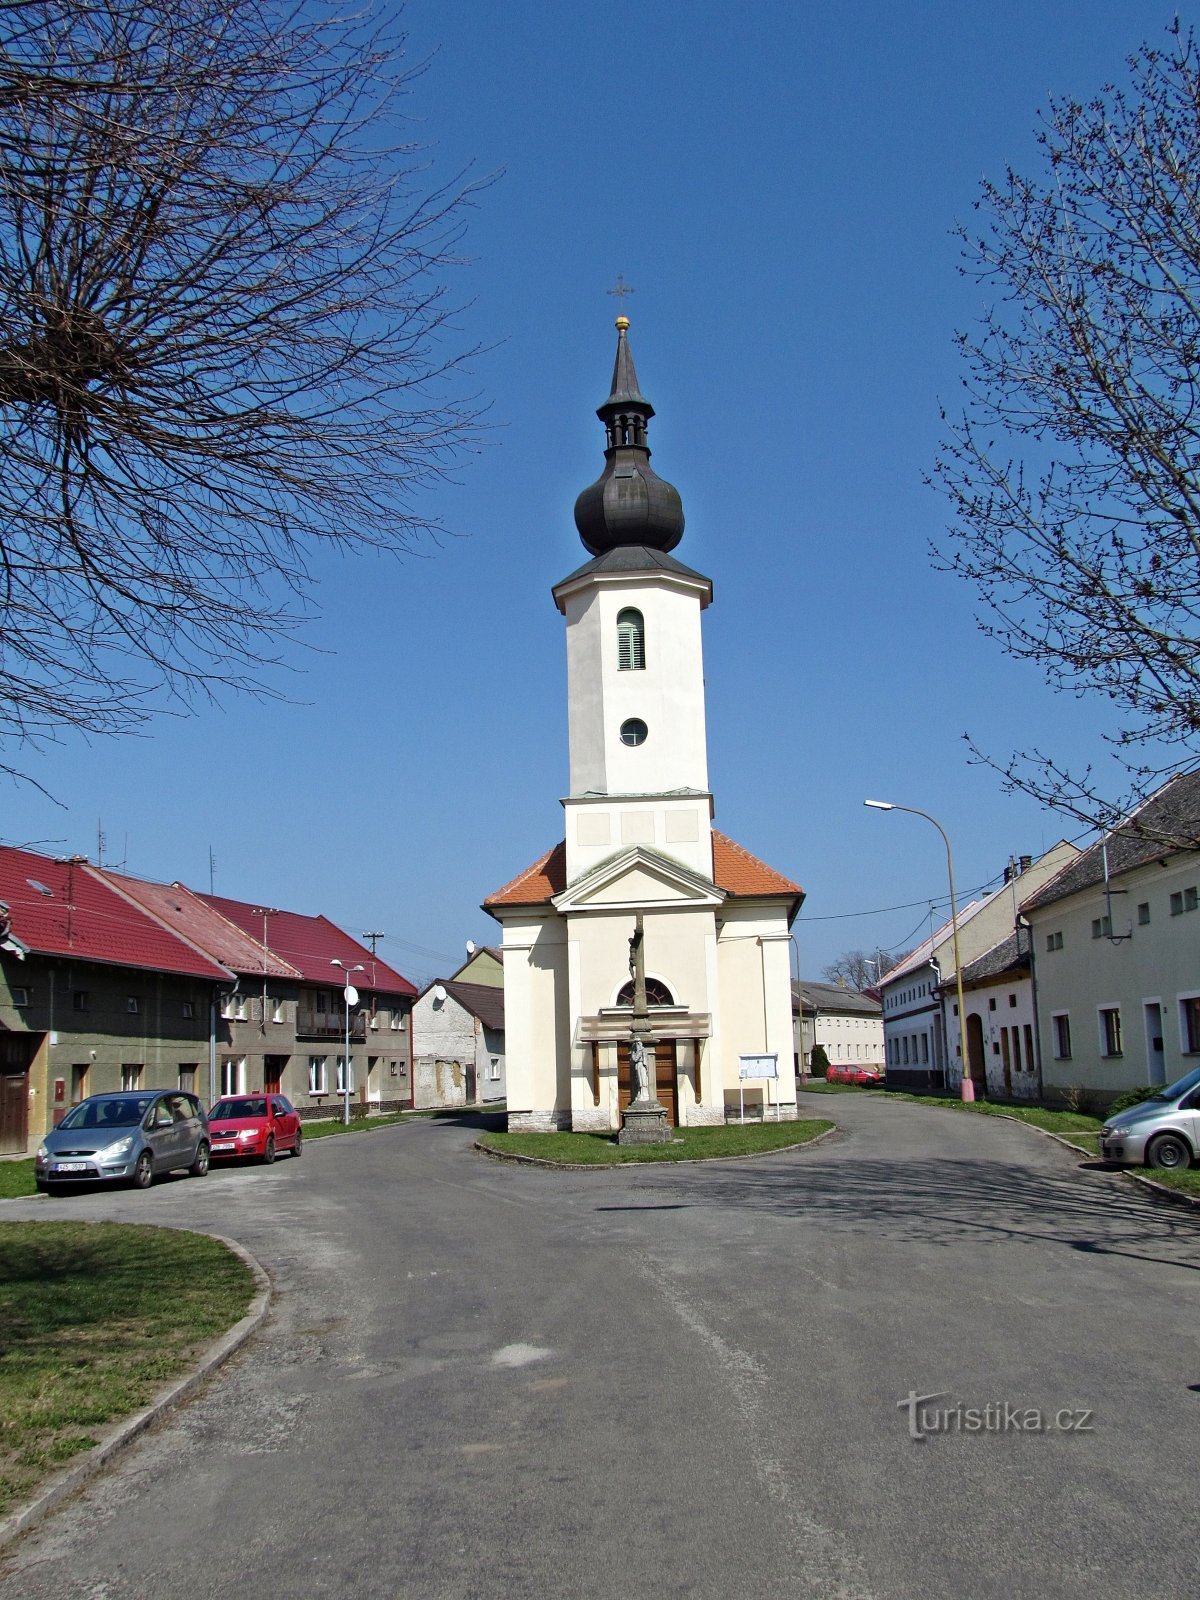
[1022,915,1044,1102]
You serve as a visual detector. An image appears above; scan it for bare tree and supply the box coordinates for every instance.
[933,23,1200,842]
[0,0,486,764]
[820,947,907,991]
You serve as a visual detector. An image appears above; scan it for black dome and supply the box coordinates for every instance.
[573,317,685,557]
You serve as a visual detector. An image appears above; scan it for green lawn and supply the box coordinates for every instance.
[797,1081,883,1095]
[1136,1167,1200,1197]
[302,1110,412,1139]
[0,1222,255,1515]
[0,1159,36,1199]
[478,1118,833,1165]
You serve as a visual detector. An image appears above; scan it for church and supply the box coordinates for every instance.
[484,316,803,1133]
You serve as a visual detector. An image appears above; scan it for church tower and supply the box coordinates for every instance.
[486,317,803,1134]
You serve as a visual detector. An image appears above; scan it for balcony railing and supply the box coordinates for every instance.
[296,1010,367,1041]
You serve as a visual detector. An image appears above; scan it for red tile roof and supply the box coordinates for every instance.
[484,830,803,910]
[0,848,231,979]
[92,873,302,980]
[199,894,417,996]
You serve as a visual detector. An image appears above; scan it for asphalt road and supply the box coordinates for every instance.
[1,1093,1196,1600]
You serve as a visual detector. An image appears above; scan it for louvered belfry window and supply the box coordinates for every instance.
[617,608,645,670]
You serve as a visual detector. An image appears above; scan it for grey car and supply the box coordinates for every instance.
[35,1091,210,1193]
[1099,1064,1200,1170]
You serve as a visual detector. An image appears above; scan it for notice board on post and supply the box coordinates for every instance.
[737,1053,780,1122]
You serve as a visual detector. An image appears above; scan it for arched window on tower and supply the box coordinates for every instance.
[616,608,645,671]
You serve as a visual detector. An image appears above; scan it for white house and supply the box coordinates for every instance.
[953,932,1040,1100]
[1023,771,1200,1106]
[410,977,505,1108]
[484,317,803,1131]
[792,981,883,1075]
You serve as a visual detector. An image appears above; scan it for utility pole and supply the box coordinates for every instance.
[361,931,385,957]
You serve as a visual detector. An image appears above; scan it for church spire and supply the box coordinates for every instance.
[573,316,685,558]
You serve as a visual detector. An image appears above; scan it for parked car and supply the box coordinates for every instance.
[206,1094,303,1163]
[825,1064,883,1087]
[35,1091,210,1193]
[1099,1065,1200,1170]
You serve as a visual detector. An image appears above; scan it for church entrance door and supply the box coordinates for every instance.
[617,1039,678,1126]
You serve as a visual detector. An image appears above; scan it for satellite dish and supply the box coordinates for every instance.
[344,984,359,1006]
[433,983,447,1002]
[465,939,476,954]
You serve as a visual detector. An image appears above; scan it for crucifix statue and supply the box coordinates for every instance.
[627,913,655,1104]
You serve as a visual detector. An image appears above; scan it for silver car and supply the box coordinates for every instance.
[35,1091,210,1193]
[1099,1064,1200,1170]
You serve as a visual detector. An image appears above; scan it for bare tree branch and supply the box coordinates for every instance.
[0,0,490,758]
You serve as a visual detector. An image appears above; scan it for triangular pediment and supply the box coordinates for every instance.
[552,847,725,914]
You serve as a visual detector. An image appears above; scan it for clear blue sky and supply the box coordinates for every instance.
[1,1,1179,987]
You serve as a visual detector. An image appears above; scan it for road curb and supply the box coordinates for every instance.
[0,1231,271,1554]
[473,1122,838,1171]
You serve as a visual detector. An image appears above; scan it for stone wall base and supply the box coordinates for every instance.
[684,1105,727,1127]
[571,1108,614,1133]
[507,1109,572,1133]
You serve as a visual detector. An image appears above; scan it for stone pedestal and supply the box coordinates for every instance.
[618,1102,672,1145]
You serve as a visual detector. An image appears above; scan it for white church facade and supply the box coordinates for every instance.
[484,317,803,1132]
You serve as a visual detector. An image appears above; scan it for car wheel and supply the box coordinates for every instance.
[292,1129,303,1158]
[262,1135,275,1165]
[131,1151,154,1189]
[1147,1133,1192,1171]
[189,1141,210,1178]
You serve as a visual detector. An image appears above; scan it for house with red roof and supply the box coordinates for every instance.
[0,847,420,1150]
[483,320,803,1132]
[0,849,233,1152]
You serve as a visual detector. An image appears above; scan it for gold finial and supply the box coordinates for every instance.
[608,274,634,329]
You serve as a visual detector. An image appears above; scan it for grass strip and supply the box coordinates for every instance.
[0,1222,255,1515]
[478,1119,833,1165]
[0,1161,36,1200]
[803,1087,1105,1136]
[1135,1167,1200,1196]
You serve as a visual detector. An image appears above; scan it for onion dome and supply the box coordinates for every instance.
[573,317,685,556]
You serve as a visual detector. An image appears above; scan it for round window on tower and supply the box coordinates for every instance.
[619,718,648,747]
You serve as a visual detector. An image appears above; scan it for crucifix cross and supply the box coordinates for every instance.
[607,274,635,311]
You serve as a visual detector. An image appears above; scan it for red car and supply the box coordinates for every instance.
[825,1064,883,1087]
[207,1094,303,1163]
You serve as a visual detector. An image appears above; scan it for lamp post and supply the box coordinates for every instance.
[331,959,365,1125]
[864,800,974,1103]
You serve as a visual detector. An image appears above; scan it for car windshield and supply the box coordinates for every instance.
[58,1095,155,1130]
[210,1098,268,1119]
[1151,1063,1200,1101]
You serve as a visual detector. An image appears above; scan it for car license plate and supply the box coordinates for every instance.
[212,1142,236,1152]
[54,1161,88,1173]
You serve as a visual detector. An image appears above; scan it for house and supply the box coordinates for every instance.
[0,849,233,1152]
[411,977,505,1107]
[880,841,1079,1091]
[1022,770,1200,1106]
[792,981,883,1075]
[954,932,1040,1100]
[485,317,803,1132]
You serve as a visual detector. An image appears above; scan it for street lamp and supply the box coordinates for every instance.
[864,800,974,1103]
[331,959,365,1125]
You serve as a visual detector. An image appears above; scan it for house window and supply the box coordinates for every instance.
[988,997,996,1012]
[182,1000,194,1020]
[920,1035,929,1064]
[221,993,247,1020]
[179,1065,197,1092]
[391,1007,406,1031]
[336,1056,354,1094]
[1012,1027,1023,1073]
[73,990,89,1012]
[1091,916,1111,939]
[1186,887,1199,912]
[272,998,286,1024]
[1045,931,1063,952]
[1170,892,1183,915]
[1052,1013,1071,1060]
[121,1064,143,1091]
[616,608,646,671]
[1099,1007,1123,1057]
[1137,902,1150,926]
[220,1056,246,1095]
[619,717,648,747]
[1008,994,1017,1008]
[308,1056,327,1094]
[489,1057,500,1080]
[1182,996,1200,1055]
[1024,1024,1035,1073]
[126,996,140,1015]
[11,985,29,1006]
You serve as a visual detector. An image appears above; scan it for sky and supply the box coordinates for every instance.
[0,1,1184,989]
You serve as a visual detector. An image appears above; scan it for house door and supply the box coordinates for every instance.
[967,1014,988,1094]
[1144,1002,1166,1086]
[263,1056,287,1094]
[617,1039,678,1126]
[0,1034,35,1153]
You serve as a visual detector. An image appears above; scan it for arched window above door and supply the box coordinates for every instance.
[616,977,674,1007]
[616,608,645,671]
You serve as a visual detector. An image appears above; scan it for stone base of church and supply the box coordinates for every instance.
[570,1108,613,1133]
[618,1102,672,1145]
[507,1109,572,1133]
[684,1105,727,1127]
